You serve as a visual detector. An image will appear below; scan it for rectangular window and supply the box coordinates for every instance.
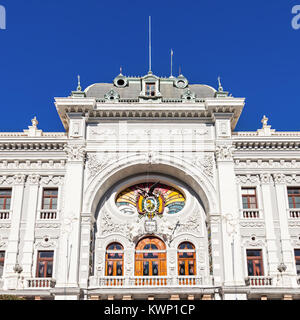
[295,249,300,275]
[145,83,155,97]
[288,188,300,209]
[36,251,54,278]
[0,251,4,277]
[0,189,11,210]
[247,249,264,276]
[42,189,58,210]
[242,188,258,209]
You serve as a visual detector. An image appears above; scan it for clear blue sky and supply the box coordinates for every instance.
[0,0,299,132]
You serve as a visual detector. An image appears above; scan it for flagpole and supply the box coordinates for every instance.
[149,16,152,73]
[170,49,173,77]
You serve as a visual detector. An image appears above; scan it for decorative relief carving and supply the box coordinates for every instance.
[260,173,273,184]
[177,213,201,234]
[35,223,61,229]
[215,145,234,161]
[235,159,299,169]
[236,174,260,185]
[273,173,286,184]
[13,174,26,185]
[27,174,40,185]
[193,154,214,178]
[34,236,57,249]
[239,221,265,228]
[64,144,86,161]
[40,175,64,186]
[144,151,158,165]
[100,211,202,242]
[87,154,115,178]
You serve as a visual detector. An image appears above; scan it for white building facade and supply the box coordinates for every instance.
[0,72,299,300]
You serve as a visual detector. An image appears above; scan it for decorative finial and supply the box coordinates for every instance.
[120,67,123,75]
[218,76,223,92]
[77,75,82,91]
[261,115,269,128]
[179,66,182,76]
[31,116,38,128]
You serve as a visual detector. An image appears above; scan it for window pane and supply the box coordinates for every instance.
[188,261,195,275]
[247,260,254,276]
[38,262,45,277]
[116,262,123,276]
[51,198,57,209]
[289,197,294,208]
[247,250,261,257]
[0,190,11,196]
[152,262,158,276]
[242,197,249,209]
[107,262,113,276]
[143,262,149,276]
[296,262,300,275]
[179,262,185,275]
[46,262,53,278]
[295,249,300,257]
[39,251,53,259]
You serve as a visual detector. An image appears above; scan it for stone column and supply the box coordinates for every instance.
[273,174,296,286]
[54,143,86,299]
[21,174,40,277]
[4,174,26,289]
[260,174,279,276]
[216,144,244,287]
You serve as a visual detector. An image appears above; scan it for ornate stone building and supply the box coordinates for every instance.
[0,71,299,300]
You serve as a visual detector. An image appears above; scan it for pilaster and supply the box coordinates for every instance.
[259,174,279,276]
[4,175,26,289]
[273,174,296,286]
[55,143,86,289]
[216,143,244,286]
[21,174,40,277]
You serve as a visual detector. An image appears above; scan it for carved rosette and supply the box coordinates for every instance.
[27,174,41,185]
[64,144,86,161]
[215,145,234,161]
[13,174,26,185]
[273,173,286,184]
[260,173,273,184]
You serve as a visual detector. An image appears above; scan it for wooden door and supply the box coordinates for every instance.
[135,237,167,276]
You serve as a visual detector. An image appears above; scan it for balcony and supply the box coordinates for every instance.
[288,209,300,219]
[26,278,56,289]
[38,210,58,220]
[245,276,273,287]
[96,276,204,288]
[0,210,11,220]
[241,209,261,219]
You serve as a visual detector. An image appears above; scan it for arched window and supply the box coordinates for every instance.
[105,243,124,276]
[178,242,196,276]
[135,237,167,276]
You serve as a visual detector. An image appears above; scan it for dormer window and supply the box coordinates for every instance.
[145,83,156,97]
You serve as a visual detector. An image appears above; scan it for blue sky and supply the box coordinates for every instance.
[0,0,299,132]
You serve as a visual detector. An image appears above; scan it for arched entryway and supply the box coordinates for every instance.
[135,236,167,277]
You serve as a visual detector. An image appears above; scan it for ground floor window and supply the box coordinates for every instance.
[135,237,167,276]
[105,243,124,276]
[178,242,196,276]
[36,251,54,278]
[246,249,264,276]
